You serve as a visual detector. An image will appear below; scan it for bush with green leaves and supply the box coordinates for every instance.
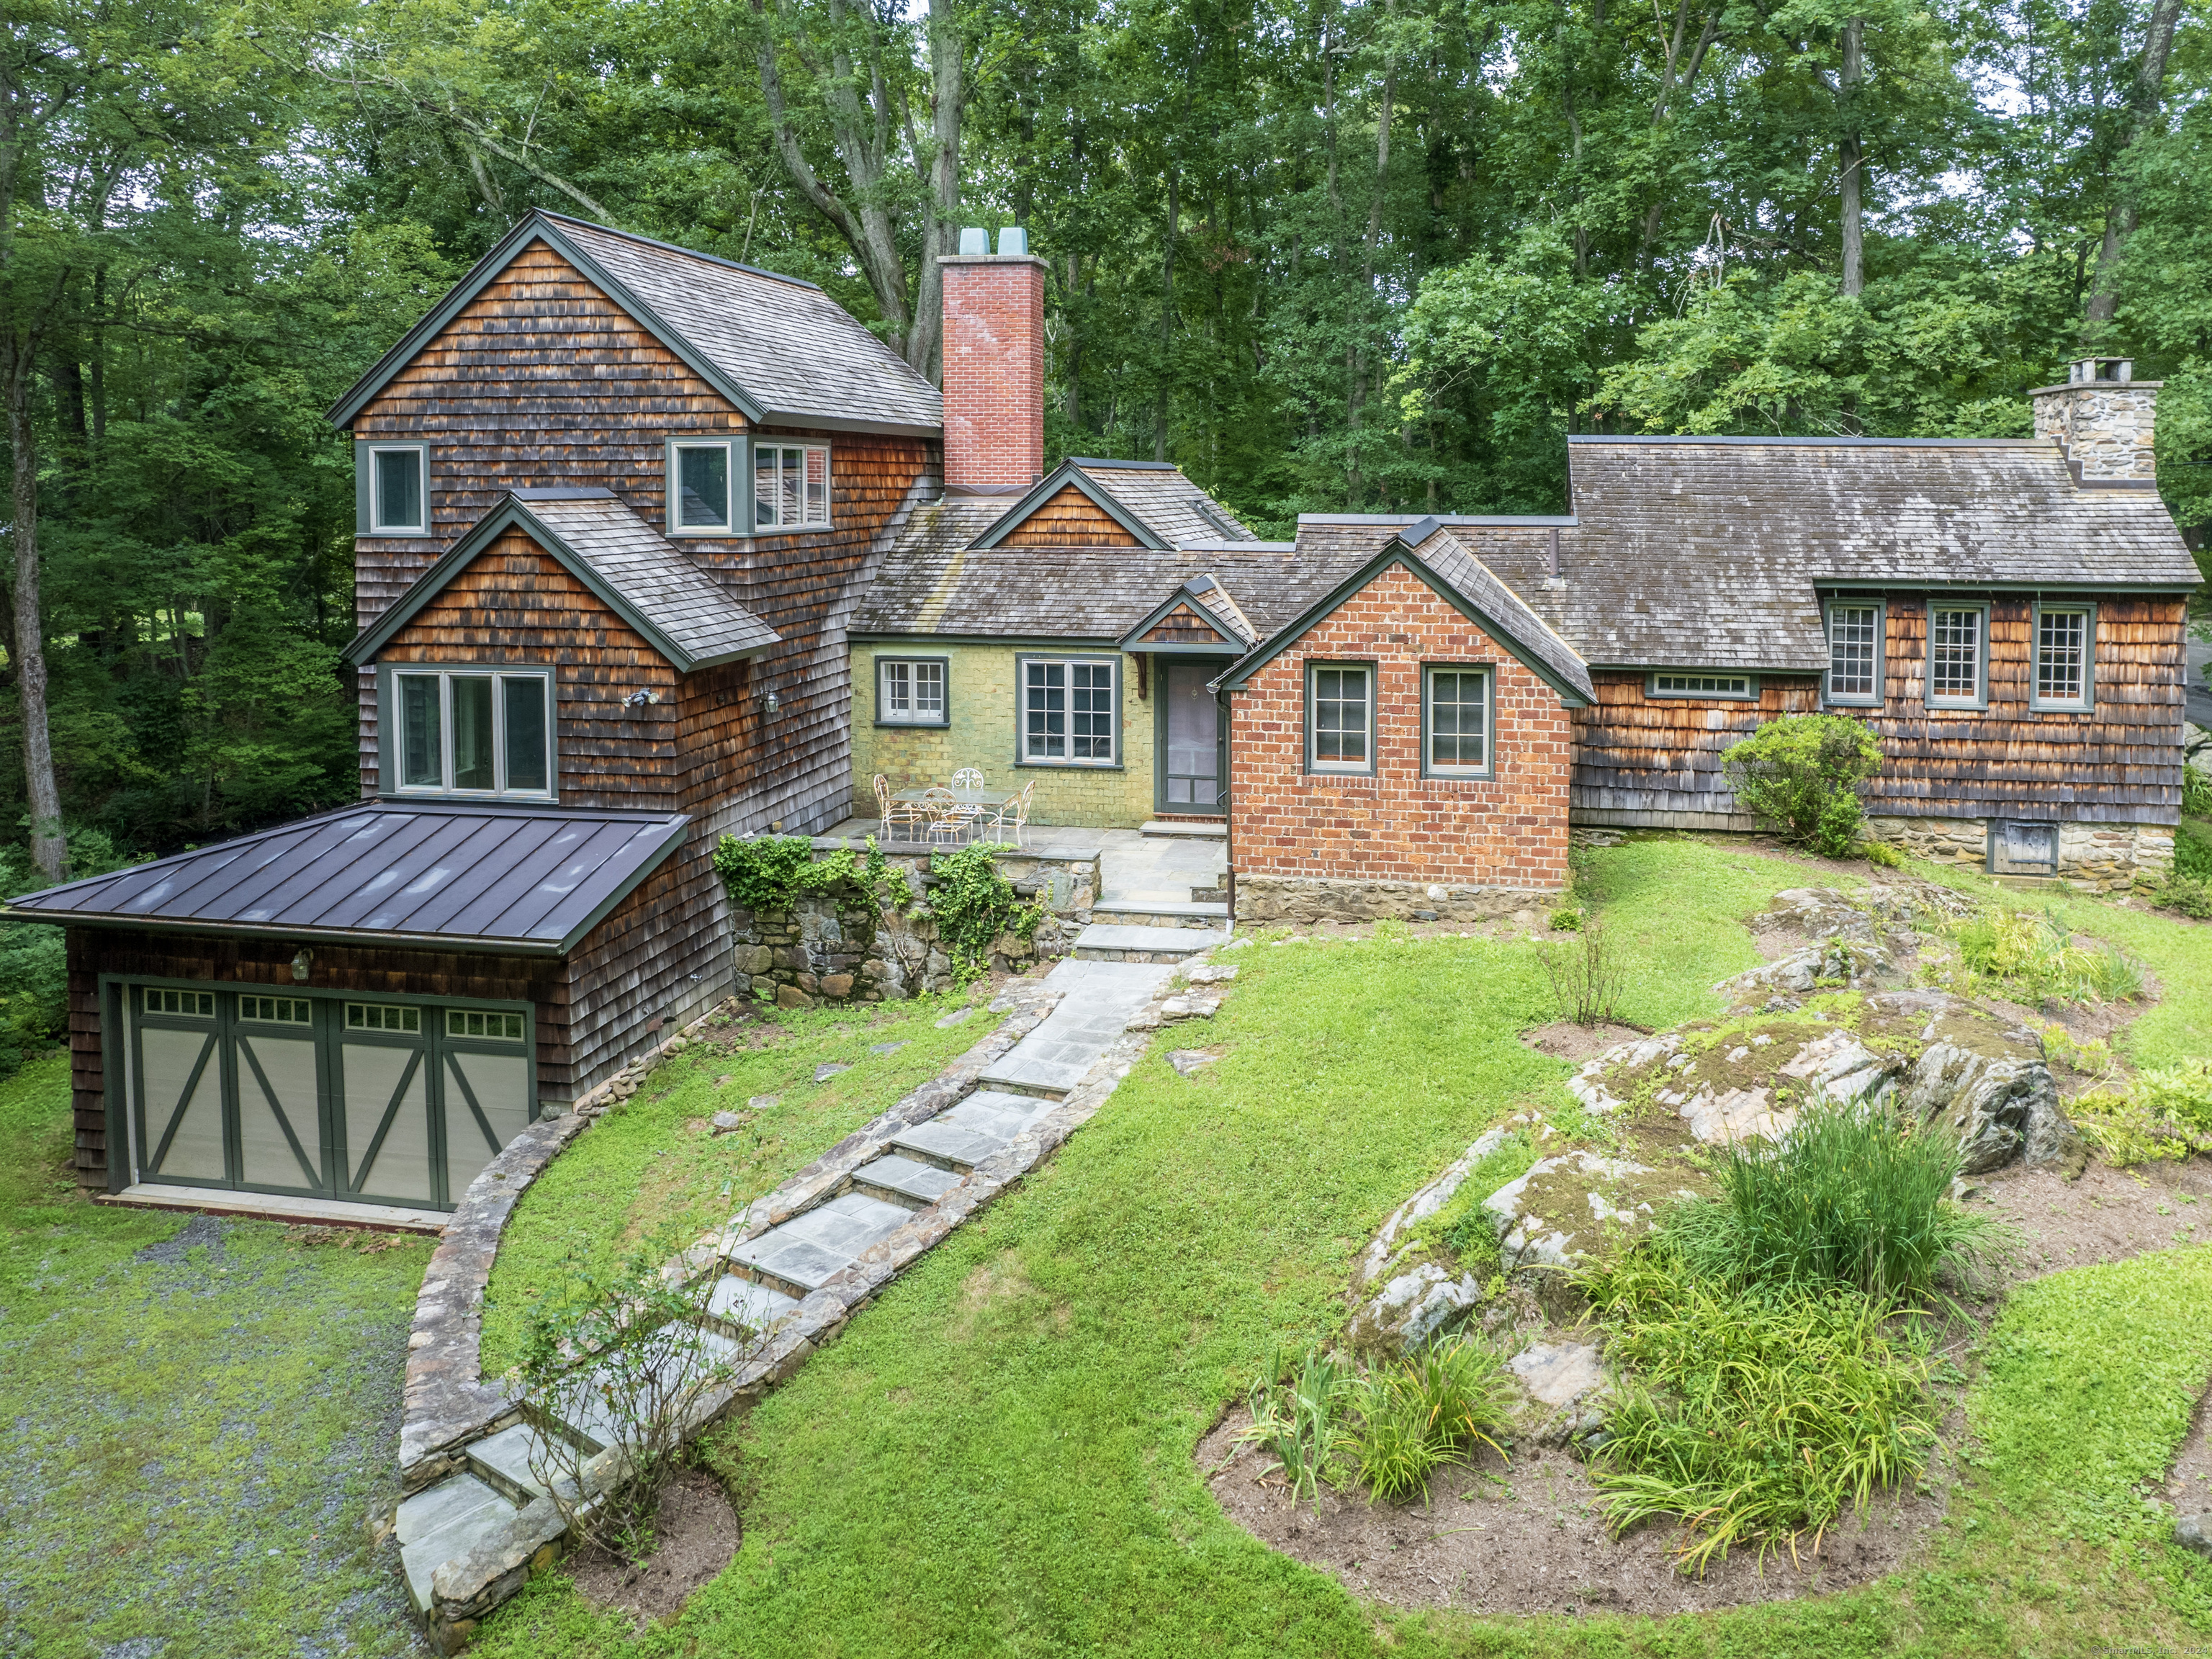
[0,830,138,1080]
[2068,1061,2212,1166]
[2184,762,2212,821]
[1944,906,2144,1004]
[1667,1097,2015,1304]
[925,841,1043,981]
[1720,714,1883,857]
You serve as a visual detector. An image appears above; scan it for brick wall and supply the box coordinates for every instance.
[940,254,1046,490]
[849,642,1159,827]
[1226,565,1574,891]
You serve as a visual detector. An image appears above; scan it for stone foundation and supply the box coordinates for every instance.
[1863,814,2175,892]
[730,841,1101,1006]
[1233,873,1563,925]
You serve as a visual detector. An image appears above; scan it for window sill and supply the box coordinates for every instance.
[1925,701,1989,713]
[1013,759,1123,772]
[359,529,431,539]
[381,789,561,806]
[873,719,951,730]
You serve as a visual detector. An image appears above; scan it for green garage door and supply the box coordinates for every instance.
[128,986,536,1211]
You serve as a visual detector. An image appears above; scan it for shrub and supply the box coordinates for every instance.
[1236,1344,1352,1510]
[1540,917,1624,1027]
[1548,907,1583,931]
[1583,1253,1943,1572]
[1864,840,1906,870]
[1945,906,2144,1004]
[2154,869,2212,920]
[1346,1334,1514,1505]
[1721,714,1882,856]
[2069,1060,2212,1166]
[926,842,1044,981]
[0,830,139,1079]
[2185,761,2212,821]
[1667,1098,2016,1303]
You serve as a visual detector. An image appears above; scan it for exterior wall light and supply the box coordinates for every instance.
[291,948,313,983]
[625,688,660,708]
[761,687,781,717]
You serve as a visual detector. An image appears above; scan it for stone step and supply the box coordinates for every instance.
[727,1190,914,1295]
[1071,922,1231,963]
[396,1474,519,1614]
[541,1321,759,1452]
[465,1421,573,1507]
[887,1117,1014,1173]
[851,1153,964,1206]
[1140,819,1227,839]
[1089,900,1228,929]
[976,958,1180,1097]
[703,1273,804,1341]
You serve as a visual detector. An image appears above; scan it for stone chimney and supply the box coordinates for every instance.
[939,227,1046,492]
[2031,356,2162,484]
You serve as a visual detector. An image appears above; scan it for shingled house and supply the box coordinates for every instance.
[6,210,2196,1220]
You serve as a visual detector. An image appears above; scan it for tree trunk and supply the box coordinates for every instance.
[2084,0,2185,326]
[1840,16,1864,297]
[4,336,63,880]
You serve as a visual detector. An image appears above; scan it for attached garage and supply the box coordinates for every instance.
[6,799,718,1220]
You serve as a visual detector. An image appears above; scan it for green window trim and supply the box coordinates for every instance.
[873,655,951,727]
[1646,670,1758,701]
[1015,652,1123,769]
[1305,660,1377,777]
[374,662,557,802]
[1822,597,1887,707]
[1422,664,1496,779]
[2029,600,2097,713]
[355,440,430,536]
[1924,598,1992,711]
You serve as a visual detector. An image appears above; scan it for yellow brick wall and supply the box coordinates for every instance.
[849,642,1159,827]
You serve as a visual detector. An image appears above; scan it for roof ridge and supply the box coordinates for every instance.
[1411,526,1586,665]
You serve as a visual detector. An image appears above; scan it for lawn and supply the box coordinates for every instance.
[462,836,2212,1658]
[0,1053,433,1659]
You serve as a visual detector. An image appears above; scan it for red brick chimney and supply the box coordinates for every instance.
[940,229,1046,490]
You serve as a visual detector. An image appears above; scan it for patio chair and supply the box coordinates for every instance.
[919,786,971,846]
[875,774,926,844]
[987,780,1035,848]
[950,767,986,791]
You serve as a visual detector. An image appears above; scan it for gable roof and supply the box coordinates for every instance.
[1,802,690,956]
[1117,577,1260,652]
[328,212,943,437]
[345,489,780,673]
[1215,521,1595,705]
[971,461,1172,549]
[968,459,1262,551]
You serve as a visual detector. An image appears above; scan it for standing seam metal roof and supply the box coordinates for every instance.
[1,804,691,953]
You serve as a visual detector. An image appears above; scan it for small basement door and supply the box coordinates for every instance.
[123,986,535,1211]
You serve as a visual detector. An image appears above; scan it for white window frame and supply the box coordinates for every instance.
[1647,670,1758,700]
[387,667,556,800]
[366,442,428,536]
[666,437,741,537]
[876,656,949,727]
[2031,601,2096,712]
[1423,665,1493,778]
[754,442,832,531]
[1823,598,1886,706]
[1017,654,1120,768]
[1925,600,1990,711]
[1306,661,1376,776]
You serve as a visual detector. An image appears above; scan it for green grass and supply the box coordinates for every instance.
[0,1052,431,1658]
[480,987,1004,1373]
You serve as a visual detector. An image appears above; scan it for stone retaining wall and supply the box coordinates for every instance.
[1233,871,1563,925]
[730,840,1101,1006]
[1864,814,2175,891]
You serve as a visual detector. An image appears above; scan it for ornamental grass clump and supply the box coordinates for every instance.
[1945,905,2141,1005]
[1668,1098,2015,1303]
[1583,1251,1943,1573]
[1236,1344,1353,1511]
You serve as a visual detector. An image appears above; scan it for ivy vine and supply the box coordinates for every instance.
[926,842,1044,981]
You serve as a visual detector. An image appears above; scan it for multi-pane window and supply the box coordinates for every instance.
[1022,658,1116,764]
[1309,664,1372,772]
[447,1010,525,1040]
[1928,606,1985,705]
[1650,672,1755,698]
[393,670,553,798]
[2036,606,2092,708]
[755,444,831,529]
[1826,602,1882,703]
[145,989,215,1017]
[878,658,948,725]
[369,446,427,534]
[346,1003,421,1033]
[1426,667,1491,774]
[240,996,313,1024]
[671,441,734,531]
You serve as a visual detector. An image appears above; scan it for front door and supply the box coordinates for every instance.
[1159,660,1229,815]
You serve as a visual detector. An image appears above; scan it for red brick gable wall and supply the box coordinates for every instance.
[1228,565,1573,891]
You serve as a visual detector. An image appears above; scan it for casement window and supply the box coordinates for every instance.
[1424,666,1493,778]
[1824,599,1885,706]
[1307,662,1375,775]
[1019,655,1118,765]
[755,444,832,530]
[1925,602,1989,709]
[359,442,428,536]
[1648,671,1756,700]
[390,668,554,799]
[2032,602,2095,711]
[668,439,737,534]
[876,657,948,727]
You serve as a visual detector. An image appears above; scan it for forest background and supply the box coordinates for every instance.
[0,0,2206,1053]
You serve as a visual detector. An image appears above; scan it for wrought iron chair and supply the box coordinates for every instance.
[950,767,986,791]
[919,786,968,845]
[987,780,1035,849]
[874,774,926,843]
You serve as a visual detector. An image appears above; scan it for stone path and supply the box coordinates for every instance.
[394,950,1188,1648]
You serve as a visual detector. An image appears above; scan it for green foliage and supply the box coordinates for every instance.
[1236,1344,1354,1511]
[1346,1335,1513,1505]
[1539,917,1625,1026]
[1666,1099,2016,1303]
[2184,765,2212,822]
[0,830,140,1079]
[2151,869,2212,920]
[1408,1130,1539,1280]
[1722,714,1883,855]
[1583,1251,1945,1573]
[1944,905,2145,1004]
[2069,1061,2212,1166]
[925,842,1043,981]
[1547,906,1582,931]
[1865,839,1907,869]
[2175,812,2212,882]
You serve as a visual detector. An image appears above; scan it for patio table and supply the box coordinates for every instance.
[890,785,1016,843]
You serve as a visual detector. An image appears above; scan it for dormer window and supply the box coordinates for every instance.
[667,438,739,536]
[389,668,553,799]
[756,444,830,529]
